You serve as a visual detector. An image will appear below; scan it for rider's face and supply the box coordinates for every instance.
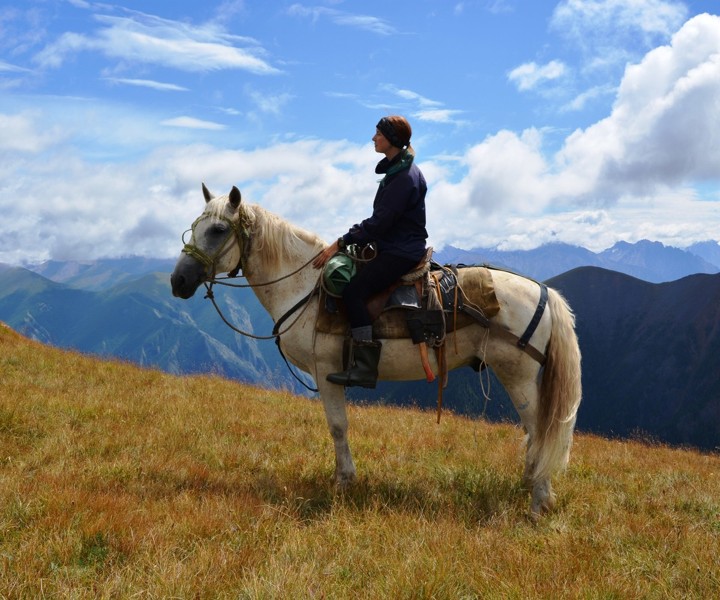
[373,129,393,155]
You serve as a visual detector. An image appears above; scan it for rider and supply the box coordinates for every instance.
[313,115,428,388]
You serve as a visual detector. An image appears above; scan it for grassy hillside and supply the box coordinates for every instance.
[1,323,718,599]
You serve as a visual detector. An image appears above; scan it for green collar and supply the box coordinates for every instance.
[377,150,414,187]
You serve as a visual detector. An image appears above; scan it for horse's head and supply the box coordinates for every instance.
[170,183,249,299]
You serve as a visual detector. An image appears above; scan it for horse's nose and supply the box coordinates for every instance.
[170,272,184,297]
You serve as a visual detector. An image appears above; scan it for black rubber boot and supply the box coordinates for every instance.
[326,340,382,388]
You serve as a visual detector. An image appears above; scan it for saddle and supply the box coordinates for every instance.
[316,249,501,394]
[319,251,499,333]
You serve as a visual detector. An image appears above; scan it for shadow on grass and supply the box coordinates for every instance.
[249,466,528,526]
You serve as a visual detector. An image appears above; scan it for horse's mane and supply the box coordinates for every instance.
[241,203,326,269]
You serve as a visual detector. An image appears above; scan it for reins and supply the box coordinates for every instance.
[202,250,323,340]
[181,205,324,391]
[201,250,325,393]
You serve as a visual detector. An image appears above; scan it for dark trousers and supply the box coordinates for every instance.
[341,252,419,329]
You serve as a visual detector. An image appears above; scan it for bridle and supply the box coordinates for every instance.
[181,211,251,279]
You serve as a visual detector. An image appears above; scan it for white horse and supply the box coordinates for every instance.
[170,185,582,519]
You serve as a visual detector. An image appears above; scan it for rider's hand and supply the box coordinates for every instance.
[313,239,340,269]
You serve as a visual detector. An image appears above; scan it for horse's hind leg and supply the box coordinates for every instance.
[492,360,555,519]
[317,380,356,487]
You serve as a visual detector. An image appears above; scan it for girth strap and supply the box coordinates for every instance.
[518,283,548,351]
[460,288,547,365]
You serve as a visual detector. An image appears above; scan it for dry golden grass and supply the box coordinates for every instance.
[1,322,719,599]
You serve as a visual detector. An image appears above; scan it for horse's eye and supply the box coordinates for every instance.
[210,224,227,235]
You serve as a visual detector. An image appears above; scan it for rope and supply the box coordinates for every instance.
[203,272,322,340]
[209,251,323,288]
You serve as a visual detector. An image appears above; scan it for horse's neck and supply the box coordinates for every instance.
[245,241,320,321]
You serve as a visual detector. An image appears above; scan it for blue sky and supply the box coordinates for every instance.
[1,0,720,264]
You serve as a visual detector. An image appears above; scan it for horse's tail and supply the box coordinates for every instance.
[527,287,582,484]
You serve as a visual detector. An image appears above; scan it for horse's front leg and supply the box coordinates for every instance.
[316,379,356,487]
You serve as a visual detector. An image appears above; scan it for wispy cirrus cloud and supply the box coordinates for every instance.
[104,77,189,92]
[287,4,398,35]
[552,0,688,46]
[33,11,281,74]
[551,0,688,69]
[246,87,294,116]
[381,85,466,125]
[387,86,443,108]
[161,116,225,130]
[0,60,31,73]
[413,109,465,124]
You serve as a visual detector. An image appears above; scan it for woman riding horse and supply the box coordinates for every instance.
[313,116,428,389]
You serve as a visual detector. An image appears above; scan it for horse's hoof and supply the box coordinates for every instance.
[530,480,556,520]
[334,472,356,489]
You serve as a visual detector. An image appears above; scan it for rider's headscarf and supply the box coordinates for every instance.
[376,117,409,149]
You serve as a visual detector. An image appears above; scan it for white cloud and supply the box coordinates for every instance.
[551,0,688,57]
[428,13,720,250]
[104,77,189,92]
[0,60,30,73]
[508,60,567,91]
[381,85,465,125]
[388,87,443,108]
[4,13,720,264]
[561,84,615,111]
[413,109,465,124]
[161,116,226,130]
[484,1,514,15]
[423,128,551,250]
[555,13,720,201]
[33,12,281,74]
[0,112,63,153]
[287,5,398,35]
[246,88,294,116]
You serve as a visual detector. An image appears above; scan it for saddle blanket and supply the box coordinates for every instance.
[316,265,500,339]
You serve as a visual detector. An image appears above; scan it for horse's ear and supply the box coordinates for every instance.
[201,182,214,203]
[229,186,242,209]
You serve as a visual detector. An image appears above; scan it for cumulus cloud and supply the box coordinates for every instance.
[33,12,281,74]
[0,112,63,153]
[431,13,720,249]
[555,13,720,201]
[0,123,376,264]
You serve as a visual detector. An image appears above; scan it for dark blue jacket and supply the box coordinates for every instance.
[342,151,428,262]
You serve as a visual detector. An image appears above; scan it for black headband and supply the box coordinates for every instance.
[376,117,406,148]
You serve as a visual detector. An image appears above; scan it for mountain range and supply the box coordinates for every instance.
[0,263,304,392]
[1,239,718,451]
[437,239,720,282]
